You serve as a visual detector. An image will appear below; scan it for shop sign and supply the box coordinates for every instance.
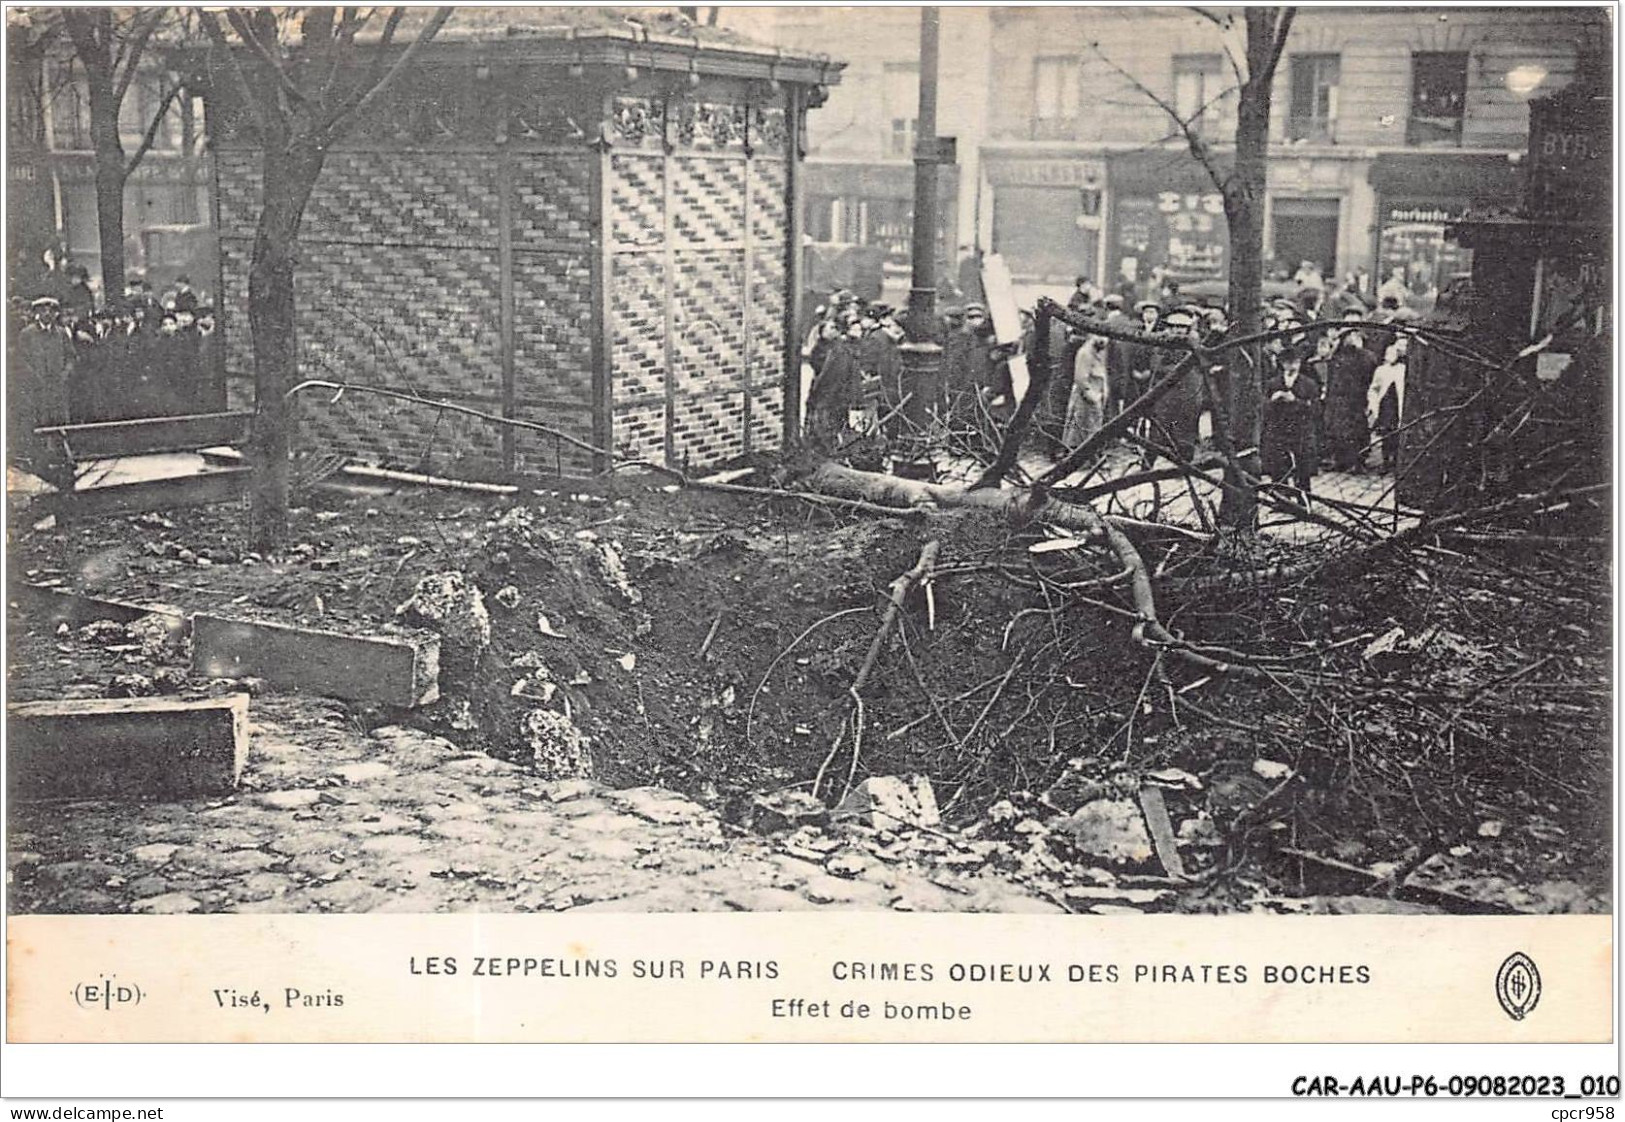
[986,158,1105,188]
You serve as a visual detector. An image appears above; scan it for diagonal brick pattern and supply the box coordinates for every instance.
[610,155,665,248]
[514,155,594,245]
[670,157,745,246]
[514,252,594,408]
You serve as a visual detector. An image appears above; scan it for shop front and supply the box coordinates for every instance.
[1368,152,1520,309]
[802,161,957,268]
[1106,149,1230,289]
[984,154,1107,284]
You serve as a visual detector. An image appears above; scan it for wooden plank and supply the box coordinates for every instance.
[591,104,615,475]
[498,136,518,475]
[35,412,253,459]
[981,253,1031,405]
[9,583,185,629]
[45,467,250,519]
[191,614,440,708]
[8,694,249,801]
[782,87,805,445]
[1137,786,1187,880]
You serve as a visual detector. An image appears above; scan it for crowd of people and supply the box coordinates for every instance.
[1052,274,1416,501]
[799,262,1417,506]
[8,262,221,471]
[800,290,1022,466]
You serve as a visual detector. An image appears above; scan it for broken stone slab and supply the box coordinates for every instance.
[521,709,594,780]
[832,775,941,831]
[1051,799,1155,866]
[396,571,491,672]
[8,694,249,801]
[192,614,439,707]
[750,789,830,834]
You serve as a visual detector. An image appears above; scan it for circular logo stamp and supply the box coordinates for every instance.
[1496,952,1542,1021]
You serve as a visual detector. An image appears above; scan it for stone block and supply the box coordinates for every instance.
[192,614,439,707]
[8,694,249,801]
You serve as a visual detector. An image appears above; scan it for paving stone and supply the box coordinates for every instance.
[723,887,822,912]
[607,787,708,825]
[567,836,642,863]
[286,852,350,883]
[130,892,201,914]
[537,778,598,802]
[424,819,505,844]
[358,833,431,857]
[551,798,613,818]
[169,847,283,878]
[332,761,395,785]
[336,811,420,836]
[801,873,891,907]
[235,872,296,902]
[130,843,180,865]
[257,789,323,811]
[266,830,351,858]
[33,861,121,891]
[561,812,648,835]
[51,888,119,914]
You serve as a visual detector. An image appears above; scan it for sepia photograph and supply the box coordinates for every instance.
[1,1,1615,1068]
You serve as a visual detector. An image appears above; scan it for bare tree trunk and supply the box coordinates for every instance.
[246,139,325,552]
[1215,9,1289,530]
[82,69,128,306]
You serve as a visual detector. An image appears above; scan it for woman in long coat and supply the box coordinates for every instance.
[1063,334,1110,448]
[1322,320,1378,471]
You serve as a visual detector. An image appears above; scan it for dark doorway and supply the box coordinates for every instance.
[1272,197,1340,278]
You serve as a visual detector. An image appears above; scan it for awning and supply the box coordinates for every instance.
[1368,152,1520,204]
[803,160,958,201]
[1108,147,1230,196]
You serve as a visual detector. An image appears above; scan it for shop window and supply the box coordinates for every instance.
[1408,52,1468,146]
[1173,54,1233,138]
[1033,56,1080,139]
[1288,54,1340,142]
[883,63,917,158]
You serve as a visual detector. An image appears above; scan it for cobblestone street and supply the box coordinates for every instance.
[9,696,1061,916]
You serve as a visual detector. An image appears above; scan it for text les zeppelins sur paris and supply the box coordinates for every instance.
[406,954,1371,1026]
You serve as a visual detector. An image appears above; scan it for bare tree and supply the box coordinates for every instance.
[197,7,453,550]
[1094,6,1296,528]
[58,7,188,305]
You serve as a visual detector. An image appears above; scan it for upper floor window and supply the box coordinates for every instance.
[1173,54,1232,137]
[1033,56,1080,139]
[1408,51,1468,146]
[883,62,918,158]
[1288,53,1340,141]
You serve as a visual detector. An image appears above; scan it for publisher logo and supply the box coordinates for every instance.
[1496,952,1541,1021]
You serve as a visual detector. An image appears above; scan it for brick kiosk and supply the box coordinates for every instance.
[201,28,840,479]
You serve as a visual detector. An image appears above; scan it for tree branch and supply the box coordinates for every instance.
[323,6,451,136]
[112,7,166,106]
[124,79,182,176]
[1090,40,1231,197]
[1264,8,1297,81]
[198,10,270,134]
[224,6,308,109]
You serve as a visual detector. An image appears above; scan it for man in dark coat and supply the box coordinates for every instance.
[1147,307,1205,462]
[1261,344,1321,500]
[803,324,863,453]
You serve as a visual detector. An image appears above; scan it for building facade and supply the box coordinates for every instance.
[722,6,990,300]
[5,18,212,297]
[981,6,1609,303]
